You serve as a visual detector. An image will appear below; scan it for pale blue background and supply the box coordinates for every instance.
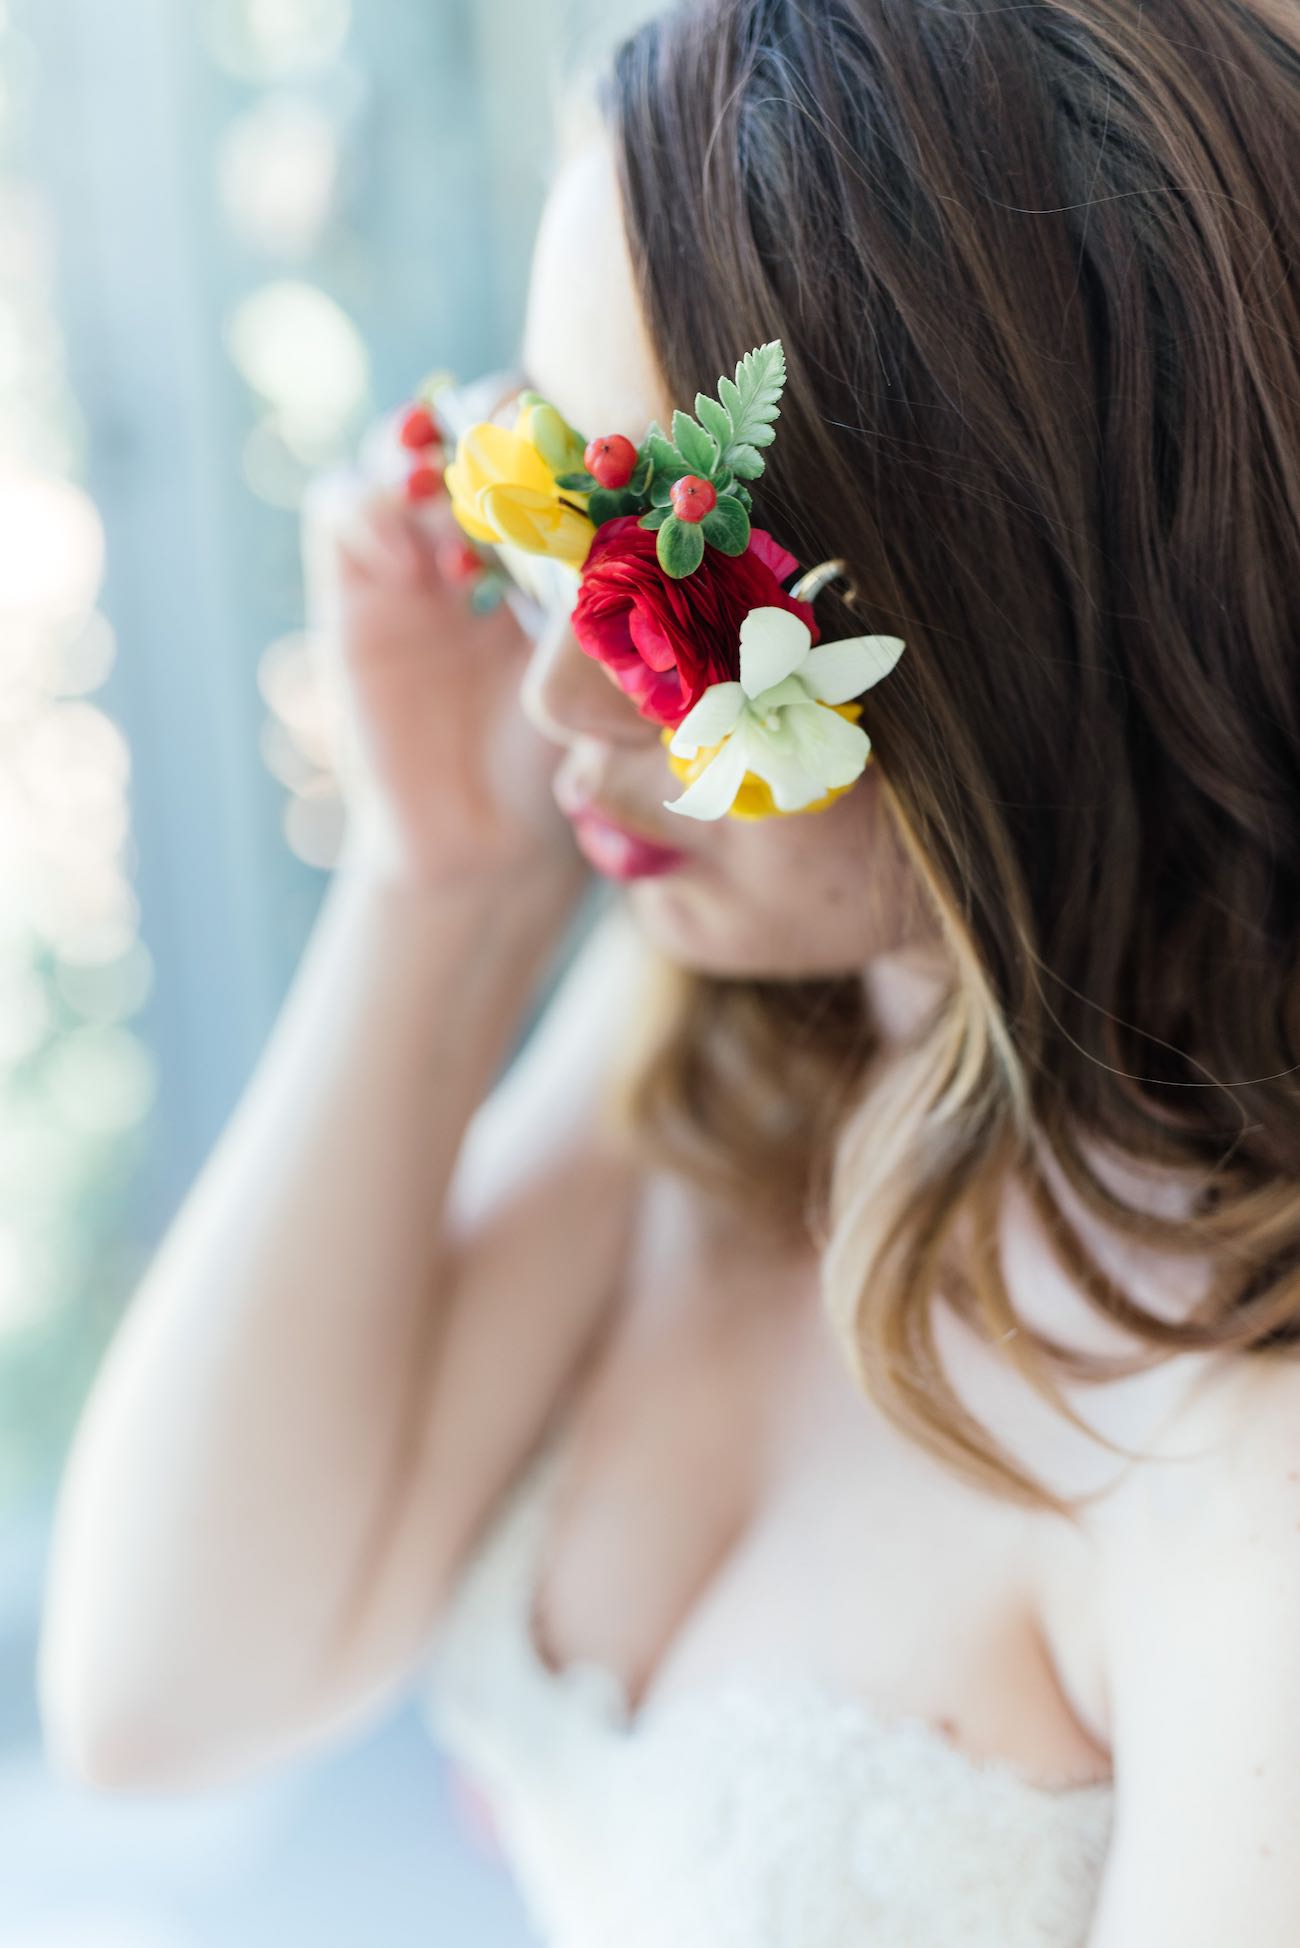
[0,1,660,1941]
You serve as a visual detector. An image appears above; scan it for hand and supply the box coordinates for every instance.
[300,421,587,893]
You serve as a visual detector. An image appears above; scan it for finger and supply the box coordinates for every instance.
[355,499,423,583]
[318,482,419,585]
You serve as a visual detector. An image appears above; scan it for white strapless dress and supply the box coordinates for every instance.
[419,1430,1115,1947]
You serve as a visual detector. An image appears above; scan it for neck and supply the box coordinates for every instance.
[861,938,953,1049]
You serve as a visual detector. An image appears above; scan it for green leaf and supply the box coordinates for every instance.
[672,408,719,476]
[657,515,705,578]
[469,572,508,613]
[649,475,677,508]
[554,469,596,490]
[712,340,786,478]
[646,430,685,476]
[732,483,753,512]
[700,495,750,554]
[638,505,670,529]
[629,455,652,497]
[726,340,786,443]
[695,392,733,448]
[726,444,766,479]
[587,486,638,525]
[718,375,744,425]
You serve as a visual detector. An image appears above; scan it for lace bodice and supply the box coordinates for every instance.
[418,1430,1115,1946]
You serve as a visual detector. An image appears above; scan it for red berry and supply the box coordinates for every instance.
[404,461,444,501]
[583,433,637,490]
[436,534,483,584]
[669,474,717,523]
[398,404,441,450]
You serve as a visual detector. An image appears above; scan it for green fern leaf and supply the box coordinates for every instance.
[725,339,785,447]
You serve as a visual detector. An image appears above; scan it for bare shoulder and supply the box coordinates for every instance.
[1082,1350,1300,1940]
[1086,1346,1300,1689]
[1102,1345,1300,1546]
[1178,1346,1300,1546]
[1190,1343,1300,1464]
[1033,1346,1300,1748]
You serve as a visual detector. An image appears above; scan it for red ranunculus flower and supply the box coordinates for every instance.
[569,516,820,728]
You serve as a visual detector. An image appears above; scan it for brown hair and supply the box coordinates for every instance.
[591,0,1300,1512]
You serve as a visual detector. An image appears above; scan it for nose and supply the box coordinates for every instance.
[519,611,660,749]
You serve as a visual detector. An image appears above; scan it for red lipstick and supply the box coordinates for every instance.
[568,805,688,881]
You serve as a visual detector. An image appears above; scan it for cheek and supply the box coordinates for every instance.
[713,776,904,962]
[740,776,883,907]
[628,772,917,982]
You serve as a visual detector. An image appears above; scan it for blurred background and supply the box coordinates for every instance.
[0,0,660,1940]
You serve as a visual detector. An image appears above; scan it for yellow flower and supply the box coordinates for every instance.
[444,417,596,569]
[660,702,867,820]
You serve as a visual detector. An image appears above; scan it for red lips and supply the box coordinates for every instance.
[568,805,687,881]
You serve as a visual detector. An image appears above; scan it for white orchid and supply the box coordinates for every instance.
[662,606,906,821]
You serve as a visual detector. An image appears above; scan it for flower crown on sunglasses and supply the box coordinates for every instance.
[391,341,905,822]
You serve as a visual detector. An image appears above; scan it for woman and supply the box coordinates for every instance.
[38,1,1300,1942]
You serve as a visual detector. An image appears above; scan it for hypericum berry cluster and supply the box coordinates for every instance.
[546,341,786,581]
[668,475,718,523]
[583,433,638,490]
[397,402,448,503]
[393,385,509,611]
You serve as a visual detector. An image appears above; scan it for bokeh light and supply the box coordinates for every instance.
[30,610,118,700]
[202,0,353,85]
[0,467,104,630]
[226,278,369,449]
[256,630,344,865]
[0,960,51,1066]
[0,110,152,1496]
[241,411,322,506]
[217,94,341,259]
[256,628,335,768]
[43,1025,158,1139]
[282,772,346,870]
[52,939,154,1025]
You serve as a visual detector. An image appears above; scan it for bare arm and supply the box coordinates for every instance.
[36,851,605,1787]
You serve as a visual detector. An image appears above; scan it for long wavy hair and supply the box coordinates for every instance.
[585,0,1300,1514]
